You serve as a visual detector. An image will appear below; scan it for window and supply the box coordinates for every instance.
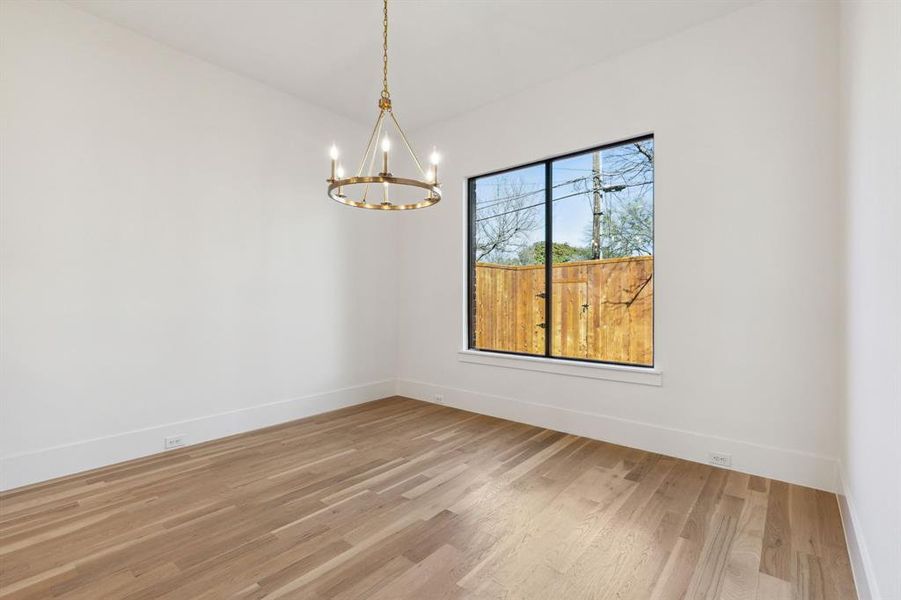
[468,135,654,367]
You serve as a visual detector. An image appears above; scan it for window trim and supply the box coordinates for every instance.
[457,349,662,386]
[467,134,655,370]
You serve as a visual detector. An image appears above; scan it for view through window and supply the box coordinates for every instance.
[469,136,654,367]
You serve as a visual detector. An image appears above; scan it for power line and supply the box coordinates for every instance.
[474,187,545,209]
[475,175,592,212]
[476,171,651,213]
[474,181,653,223]
[475,189,585,223]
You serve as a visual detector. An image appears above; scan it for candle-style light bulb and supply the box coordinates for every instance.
[429,147,441,183]
[336,164,345,197]
[329,144,339,180]
[425,167,435,199]
[381,135,391,175]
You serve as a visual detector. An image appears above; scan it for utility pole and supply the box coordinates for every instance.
[591,151,603,260]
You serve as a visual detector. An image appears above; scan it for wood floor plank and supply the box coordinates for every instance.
[0,397,857,599]
[719,489,769,600]
[761,480,793,581]
[683,494,744,599]
[758,572,793,600]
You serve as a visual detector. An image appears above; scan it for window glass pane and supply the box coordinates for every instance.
[550,138,654,365]
[472,164,546,355]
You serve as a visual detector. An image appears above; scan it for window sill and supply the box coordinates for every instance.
[457,350,662,386]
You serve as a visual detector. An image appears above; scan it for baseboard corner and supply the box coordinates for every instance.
[835,463,880,600]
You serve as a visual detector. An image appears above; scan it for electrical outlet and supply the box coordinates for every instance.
[434,394,445,404]
[164,435,185,450]
[708,452,732,468]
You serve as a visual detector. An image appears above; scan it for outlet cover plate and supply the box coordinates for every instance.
[165,435,185,450]
[708,452,732,468]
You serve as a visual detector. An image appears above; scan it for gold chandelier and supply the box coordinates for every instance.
[327,0,441,210]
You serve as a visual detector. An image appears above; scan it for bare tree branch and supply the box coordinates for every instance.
[475,178,542,263]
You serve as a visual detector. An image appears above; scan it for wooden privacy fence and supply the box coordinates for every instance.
[474,256,653,365]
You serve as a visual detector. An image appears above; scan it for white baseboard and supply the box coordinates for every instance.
[0,379,397,492]
[396,378,839,493]
[1,377,841,496]
[836,463,880,600]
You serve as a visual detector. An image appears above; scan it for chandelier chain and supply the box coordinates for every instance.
[381,0,390,103]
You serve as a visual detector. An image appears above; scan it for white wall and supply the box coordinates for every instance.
[2,5,897,595]
[0,0,398,490]
[839,1,901,598]
[397,1,844,492]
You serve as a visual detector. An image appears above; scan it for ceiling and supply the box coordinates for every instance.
[69,0,754,130]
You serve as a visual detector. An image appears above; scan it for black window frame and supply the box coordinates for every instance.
[467,133,655,369]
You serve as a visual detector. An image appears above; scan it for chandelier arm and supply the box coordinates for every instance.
[388,110,427,178]
[357,109,386,178]
[361,113,386,203]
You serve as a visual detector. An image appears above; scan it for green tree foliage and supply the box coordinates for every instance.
[584,196,653,258]
[517,241,593,264]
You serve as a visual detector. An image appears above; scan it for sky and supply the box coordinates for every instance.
[473,138,654,263]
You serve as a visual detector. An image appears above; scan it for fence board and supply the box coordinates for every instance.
[473,256,653,366]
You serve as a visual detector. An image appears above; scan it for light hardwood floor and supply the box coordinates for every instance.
[0,397,856,599]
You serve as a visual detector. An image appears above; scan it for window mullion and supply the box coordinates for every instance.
[467,178,476,349]
[544,160,553,358]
